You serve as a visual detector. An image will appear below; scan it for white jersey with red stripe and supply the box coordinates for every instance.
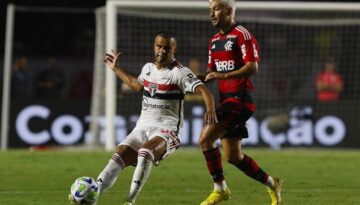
[137,60,203,133]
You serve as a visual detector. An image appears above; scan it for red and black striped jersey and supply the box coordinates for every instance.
[207,24,260,106]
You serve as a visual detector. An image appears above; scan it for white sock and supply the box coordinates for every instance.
[97,153,125,193]
[126,148,154,203]
[265,176,275,188]
[214,180,228,192]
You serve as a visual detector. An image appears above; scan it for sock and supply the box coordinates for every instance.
[214,180,228,192]
[126,148,154,203]
[266,176,275,188]
[96,153,125,193]
[235,154,269,185]
[203,147,225,186]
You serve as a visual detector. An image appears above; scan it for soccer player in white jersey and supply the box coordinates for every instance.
[93,32,217,205]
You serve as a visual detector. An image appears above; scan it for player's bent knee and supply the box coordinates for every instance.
[138,148,155,161]
[116,144,123,152]
[198,136,215,150]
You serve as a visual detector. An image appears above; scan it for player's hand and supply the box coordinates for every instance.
[205,72,225,81]
[196,73,206,83]
[104,50,122,71]
[204,110,218,124]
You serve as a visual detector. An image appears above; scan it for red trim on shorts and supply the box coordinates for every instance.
[223,97,256,112]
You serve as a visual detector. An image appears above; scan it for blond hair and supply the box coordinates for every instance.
[210,0,236,16]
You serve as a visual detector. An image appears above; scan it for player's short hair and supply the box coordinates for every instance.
[154,31,177,46]
[155,31,176,41]
[223,0,236,15]
[210,0,236,16]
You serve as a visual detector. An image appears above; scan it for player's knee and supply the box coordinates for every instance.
[198,135,214,149]
[116,144,130,154]
[115,144,122,153]
[138,148,155,161]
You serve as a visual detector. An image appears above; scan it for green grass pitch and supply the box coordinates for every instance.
[0,147,359,205]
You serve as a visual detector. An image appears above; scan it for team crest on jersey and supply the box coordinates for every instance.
[226,34,237,39]
[148,83,159,97]
[224,40,234,51]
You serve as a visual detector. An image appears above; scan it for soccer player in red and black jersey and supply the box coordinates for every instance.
[198,1,283,205]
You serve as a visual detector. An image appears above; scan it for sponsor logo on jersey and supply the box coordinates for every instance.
[253,43,259,58]
[142,98,170,111]
[226,34,237,39]
[215,60,235,72]
[185,73,198,84]
[241,44,246,59]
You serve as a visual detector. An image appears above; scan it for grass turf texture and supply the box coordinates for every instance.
[0,148,359,205]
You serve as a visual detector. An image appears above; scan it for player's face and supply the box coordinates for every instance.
[209,0,231,28]
[154,35,176,67]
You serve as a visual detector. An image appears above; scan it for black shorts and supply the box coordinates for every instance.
[216,101,253,139]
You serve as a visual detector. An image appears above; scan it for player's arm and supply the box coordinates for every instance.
[205,61,258,81]
[196,72,214,83]
[104,50,143,92]
[194,84,218,124]
[196,73,207,83]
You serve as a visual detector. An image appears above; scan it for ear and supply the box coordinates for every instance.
[227,7,233,16]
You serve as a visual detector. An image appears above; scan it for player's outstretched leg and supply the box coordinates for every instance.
[200,147,231,205]
[96,153,125,194]
[122,148,154,204]
[232,154,283,204]
[267,177,283,205]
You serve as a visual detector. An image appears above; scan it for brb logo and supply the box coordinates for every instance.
[215,60,235,72]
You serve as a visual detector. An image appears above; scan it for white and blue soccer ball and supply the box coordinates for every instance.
[69,176,99,205]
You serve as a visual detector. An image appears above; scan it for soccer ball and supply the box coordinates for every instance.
[69,176,99,205]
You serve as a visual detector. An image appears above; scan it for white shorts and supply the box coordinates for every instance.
[119,125,181,160]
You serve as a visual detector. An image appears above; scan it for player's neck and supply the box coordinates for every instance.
[220,21,236,34]
[156,59,175,69]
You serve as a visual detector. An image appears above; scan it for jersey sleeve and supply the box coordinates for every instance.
[238,36,260,63]
[177,67,203,93]
[137,63,149,85]
[207,40,216,72]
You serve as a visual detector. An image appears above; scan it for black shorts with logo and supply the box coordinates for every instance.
[216,101,253,139]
